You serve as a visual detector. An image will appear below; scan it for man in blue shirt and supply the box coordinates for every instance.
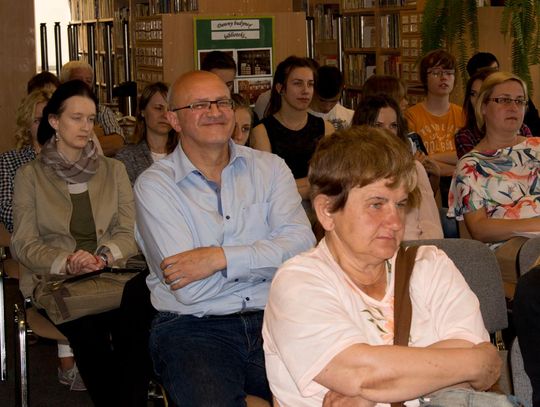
[134,70,315,406]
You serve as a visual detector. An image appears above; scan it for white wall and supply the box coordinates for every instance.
[34,0,71,75]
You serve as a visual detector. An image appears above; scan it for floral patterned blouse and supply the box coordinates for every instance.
[448,137,540,224]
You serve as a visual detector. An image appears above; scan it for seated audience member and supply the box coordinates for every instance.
[362,74,410,111]
[309,65,354,130]
[361,75,439,194]
[467,51,540,136]
[513,259,540,407]
[27,71,61,94]
[200,50,237,92]
[231,93,254,146]
[1,89,52,234]
[116,82,177,184]
[448,71,540,298]
[60,60,125,156]
[405,49,464,206]
[11,80,138,405]
[251,56,334,213]
[455,67,532,159]
[263,126,504,406]
[362,75,426,153]
[352,95,443,240]
[133,70,315,406]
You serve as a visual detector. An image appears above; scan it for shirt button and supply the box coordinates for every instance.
[234,279,239,282]
[246,297,250,301]
[225,215,230,220]
[262,279,266,282]
[97,229,104,235]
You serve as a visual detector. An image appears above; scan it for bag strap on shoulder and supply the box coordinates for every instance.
[391,245,419,407]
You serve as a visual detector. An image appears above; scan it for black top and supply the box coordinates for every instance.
[261,113,325,179]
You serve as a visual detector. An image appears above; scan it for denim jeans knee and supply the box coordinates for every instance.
[419,388,522,407]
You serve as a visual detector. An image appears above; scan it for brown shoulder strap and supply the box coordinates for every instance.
[391,245,419,407]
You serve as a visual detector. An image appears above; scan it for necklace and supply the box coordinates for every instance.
[275,112,308,131]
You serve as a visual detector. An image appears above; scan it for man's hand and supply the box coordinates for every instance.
[160,247,227,290]
[323,390,375,407]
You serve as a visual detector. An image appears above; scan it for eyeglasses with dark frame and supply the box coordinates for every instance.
[487,97,528,108]
[170,99,235,112]
[427,69,455,78]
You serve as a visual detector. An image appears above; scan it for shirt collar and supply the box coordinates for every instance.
[172,139,247,184]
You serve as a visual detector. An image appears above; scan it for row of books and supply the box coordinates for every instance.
[379,14,400,48]
[135,46,164,67]
[313,4,339,41]
[70,0,114,21]
[381,54,401,76]
[344,53,376,87]
[342,0,409,9]
[134,0,199,17]
[343,15,376,49]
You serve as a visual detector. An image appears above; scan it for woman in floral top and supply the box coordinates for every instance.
[449,72,540,297]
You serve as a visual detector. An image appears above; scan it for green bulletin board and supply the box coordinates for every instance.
[194,17,274,105]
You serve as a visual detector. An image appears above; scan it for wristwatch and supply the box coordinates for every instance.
[96,246,112,267]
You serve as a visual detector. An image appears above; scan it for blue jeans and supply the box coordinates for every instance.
[419,388,522,406]
[149,310,271,407]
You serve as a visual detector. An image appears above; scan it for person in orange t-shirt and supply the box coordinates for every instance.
[405,49,465,205]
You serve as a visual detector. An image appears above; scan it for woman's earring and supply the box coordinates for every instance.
[54,132,59,142]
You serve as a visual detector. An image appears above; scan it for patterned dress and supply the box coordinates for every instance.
[448,138,540,225]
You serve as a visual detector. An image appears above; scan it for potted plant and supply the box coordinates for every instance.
[420,0,479,88]
[500,0,540,94]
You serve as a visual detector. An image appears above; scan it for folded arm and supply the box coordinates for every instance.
[464,208,540,242]
[315,341,500,403]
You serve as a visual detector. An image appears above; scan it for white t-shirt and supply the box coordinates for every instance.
[263,240,488,407]
[309,103,355,130]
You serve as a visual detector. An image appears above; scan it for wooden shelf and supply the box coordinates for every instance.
[340,0,424,108]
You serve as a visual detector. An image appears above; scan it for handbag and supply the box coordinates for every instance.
[32,267,141,324]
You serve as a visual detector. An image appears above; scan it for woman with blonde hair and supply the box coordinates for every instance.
[449,71,540,297]
[231,93,255,146]
[0,89,52,233]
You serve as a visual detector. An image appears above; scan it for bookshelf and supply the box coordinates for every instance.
[340,0,423,109]
[133,6,307,95]
[309,0,340,67]
[69,0,119,104]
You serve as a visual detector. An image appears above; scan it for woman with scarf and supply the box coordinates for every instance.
[11,80,138,406]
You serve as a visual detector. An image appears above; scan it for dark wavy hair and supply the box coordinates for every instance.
[265,56,317,117]
[37,80,98,146]
[352,94,409,144]
[460,67,497,137]
[134,81,177,153]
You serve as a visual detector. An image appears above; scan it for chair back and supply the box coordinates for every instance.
[405,238,508,334]
[518,236,540,276]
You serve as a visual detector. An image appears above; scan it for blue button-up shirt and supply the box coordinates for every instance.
[134,141,315,317]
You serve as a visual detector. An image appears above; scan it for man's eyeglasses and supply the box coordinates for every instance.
[427,69,455,78]
[488,97,528,108]
[171,99,235,112]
